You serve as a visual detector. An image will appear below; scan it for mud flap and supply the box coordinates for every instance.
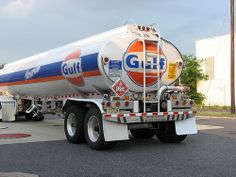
[175,117,198,135]
[103,119,129,142]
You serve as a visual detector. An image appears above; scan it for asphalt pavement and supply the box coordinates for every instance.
[0,116,236,177]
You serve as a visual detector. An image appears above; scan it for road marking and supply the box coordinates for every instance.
[197,124,224,130]
[0,172,39,177]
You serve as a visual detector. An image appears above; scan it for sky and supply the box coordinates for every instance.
[0,0,230,63]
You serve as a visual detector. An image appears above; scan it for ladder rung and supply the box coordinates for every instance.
[144,39,160,42]
[145,76,157,78]
[146,53,158,57]
[145,101,159,103]
[139,38,159,42]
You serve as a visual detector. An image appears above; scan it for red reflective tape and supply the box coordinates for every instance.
[174,112,179,115]
[153,112,158,116]
[117,114,124,117]
[163,112,168,115]
[142,113,147,116]
[129,113,136,117]
[105,114,111,118]
[184,112,189,114]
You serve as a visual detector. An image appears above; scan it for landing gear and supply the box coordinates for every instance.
[23,99,44,121]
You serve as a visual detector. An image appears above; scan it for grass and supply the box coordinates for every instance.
[195,105,236,118]
[196,111,235,118]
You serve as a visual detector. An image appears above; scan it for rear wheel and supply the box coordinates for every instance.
[64,105,85,144]
[130,129,155,139]
[156,122,187,143]
[84,107,115,150]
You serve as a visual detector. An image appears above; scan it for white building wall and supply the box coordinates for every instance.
[196,34,236,106]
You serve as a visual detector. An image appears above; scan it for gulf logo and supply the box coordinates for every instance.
[124,40,167,87]
[61,49,85,86]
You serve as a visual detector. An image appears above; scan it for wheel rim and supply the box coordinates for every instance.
[67,113,77,137]
[87,115,100,142]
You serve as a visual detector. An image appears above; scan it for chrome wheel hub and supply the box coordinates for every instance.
[67,113,77,137]
[87,115,100,142]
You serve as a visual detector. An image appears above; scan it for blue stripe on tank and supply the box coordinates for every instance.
[0,53,99,84]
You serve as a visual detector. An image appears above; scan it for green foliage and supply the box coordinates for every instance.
[179,55,208,105]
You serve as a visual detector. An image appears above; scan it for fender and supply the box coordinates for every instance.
[63,98,104,113]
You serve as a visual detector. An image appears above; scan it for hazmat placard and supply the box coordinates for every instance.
[112,79,129,97]
[168,63,177,79]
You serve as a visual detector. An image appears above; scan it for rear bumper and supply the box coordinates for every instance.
[103,111,196,124]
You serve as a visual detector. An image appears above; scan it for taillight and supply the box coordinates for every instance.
[106,102,111,107]
[124,96,129,100]
[175,101,179,106]
[182,100,187,106]
[125,101,129,107]
[115,102,120,107]
[190,101,193,106]
[103,57,109,64]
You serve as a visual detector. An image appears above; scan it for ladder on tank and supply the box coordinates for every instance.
[138,26,161,113]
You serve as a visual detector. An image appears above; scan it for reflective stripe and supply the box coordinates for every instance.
[104,111,195,119]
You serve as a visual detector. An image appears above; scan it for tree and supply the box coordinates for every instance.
[0,64,5,70]
[179,55,208,105]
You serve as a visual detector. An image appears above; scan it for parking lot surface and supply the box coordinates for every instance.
[0,116,236,177]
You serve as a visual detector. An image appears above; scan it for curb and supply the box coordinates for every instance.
[196,115,236,120]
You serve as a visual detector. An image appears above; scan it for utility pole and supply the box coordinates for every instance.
[230,0,236,114]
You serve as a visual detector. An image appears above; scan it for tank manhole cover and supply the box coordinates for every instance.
[0,133,31,139]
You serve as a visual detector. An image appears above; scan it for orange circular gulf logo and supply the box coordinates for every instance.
[61,49,85,86]
[124,40,167,87]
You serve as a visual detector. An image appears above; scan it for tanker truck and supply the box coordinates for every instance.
[0,24,197,149]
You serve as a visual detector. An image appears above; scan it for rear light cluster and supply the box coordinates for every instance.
[137,25,154,32]
[173,100,194,107]
[102,101,131,108]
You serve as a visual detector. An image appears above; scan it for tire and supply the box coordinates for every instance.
[130,129,155,139]
[156,122,187,143]
[64,105,86,144]
[84,107,115,150]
